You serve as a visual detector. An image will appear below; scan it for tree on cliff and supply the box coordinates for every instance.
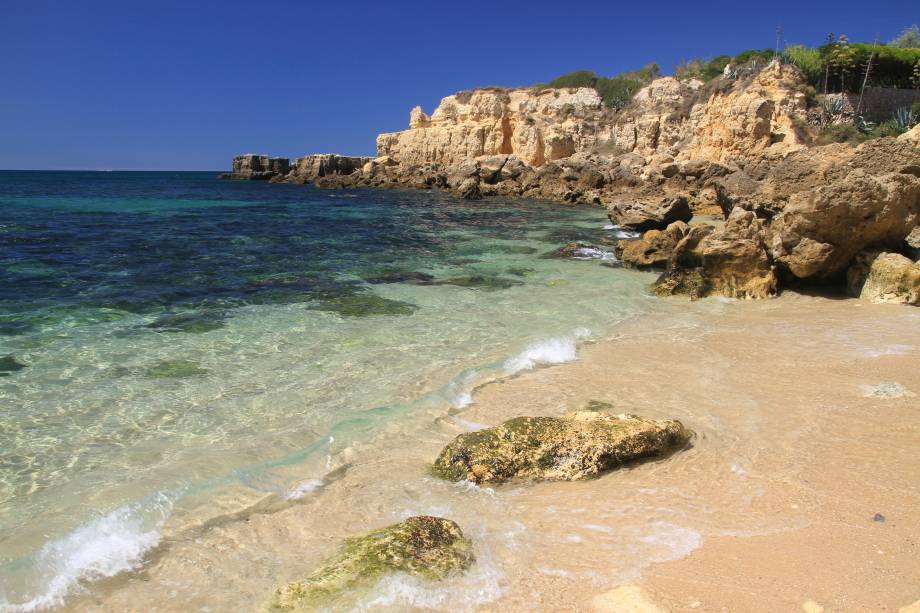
[889,25,920,49]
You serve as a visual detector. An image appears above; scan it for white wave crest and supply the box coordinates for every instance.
[0,493,174,613]
[286,479,325,500]
[604,224,641,239]
[504,336,578,374]
[572,247,617,262]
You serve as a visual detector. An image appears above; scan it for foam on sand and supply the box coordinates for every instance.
[0,493,174,613]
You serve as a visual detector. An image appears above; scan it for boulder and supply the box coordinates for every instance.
[617,221,689,269]
[607,196,692,232]
[454,177,482,200]
[432,408,689,484]
[846,251,920,305]
[656,209,777,299]
[269,516,474,611]
[770,170,920,280]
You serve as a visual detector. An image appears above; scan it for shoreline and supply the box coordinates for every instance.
[61,291,920,612]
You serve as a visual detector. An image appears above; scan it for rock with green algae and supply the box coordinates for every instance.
[268,516,474,612]
[433,408,689,484]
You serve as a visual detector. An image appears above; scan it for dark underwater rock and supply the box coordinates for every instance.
[363,271,436,285]
[146,311,227,334]
[433,275,524,290]
[307,291,418,317]
[0,355,27,376]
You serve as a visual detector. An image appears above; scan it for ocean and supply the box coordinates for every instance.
[0,171,658,610]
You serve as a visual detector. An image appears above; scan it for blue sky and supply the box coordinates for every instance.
[2,0,917,170]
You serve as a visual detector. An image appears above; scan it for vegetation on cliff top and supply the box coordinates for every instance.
[533,63,661,109]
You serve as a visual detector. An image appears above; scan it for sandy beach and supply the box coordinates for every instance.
[66,292,920,612]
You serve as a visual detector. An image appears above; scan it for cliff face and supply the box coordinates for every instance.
[376,87,613,167]
[376,62,810,170]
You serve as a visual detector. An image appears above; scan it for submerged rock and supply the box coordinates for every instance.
[434,275,524,290]
[0,355,27,376]
[146,311,227,334]
[363,271,436,285]
[847,251,920,305]
[433,409,689,484]
[269,516,474,611]
[307,291,418,316]
[146,359,209,378]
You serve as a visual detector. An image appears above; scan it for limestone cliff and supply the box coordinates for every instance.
[376,87,614,167]
[376,61,810,170]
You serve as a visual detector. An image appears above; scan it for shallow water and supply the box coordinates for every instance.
[0,171,658,610]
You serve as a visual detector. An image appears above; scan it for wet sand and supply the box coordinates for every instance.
[71,293,920,612]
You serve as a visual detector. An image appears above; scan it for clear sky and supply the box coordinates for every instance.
[2,0,917,170]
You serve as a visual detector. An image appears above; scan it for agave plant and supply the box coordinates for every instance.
[893,106,916,131]
[823,96,845,116]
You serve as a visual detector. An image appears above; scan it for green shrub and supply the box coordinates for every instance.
[546,70,598,89]
[870,119,907,137]
[733,48,775,67]
[783,45,824,84]
[817,123,869,144]
[541,64,660,109]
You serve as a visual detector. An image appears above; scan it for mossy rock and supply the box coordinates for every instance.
[433,408,689,484]
[146,359,209,378]
[269,516,474,611]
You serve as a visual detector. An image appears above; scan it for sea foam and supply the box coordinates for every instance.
[504,335,581,374]
[0,493,174,613]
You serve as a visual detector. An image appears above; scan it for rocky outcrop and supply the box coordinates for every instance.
[617,221,689,269]
[376,87,614,167]
[285,154,373,184]
[223,154,290,180]
[607,196,692,232]
[270,516,473,611]
[655,209,777,299]
[847,251,920,305]
[768,140,920,281]
[432,407,689,484]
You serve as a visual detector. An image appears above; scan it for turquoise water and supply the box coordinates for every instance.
[0,171,657,610]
